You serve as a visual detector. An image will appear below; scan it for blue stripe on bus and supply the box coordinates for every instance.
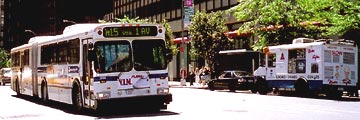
[94,76,118,82]
[148,73,168,79]
[267,80,323,90]
[93,73,168,82]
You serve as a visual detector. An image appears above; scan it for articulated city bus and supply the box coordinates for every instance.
[10,23,172,111]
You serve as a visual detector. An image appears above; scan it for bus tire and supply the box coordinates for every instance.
[72,82,83,111]
[294,78,309,96]
[41,82,48,102]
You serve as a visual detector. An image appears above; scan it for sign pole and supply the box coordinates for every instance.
[180,0,186,86]
[180,0,194,86]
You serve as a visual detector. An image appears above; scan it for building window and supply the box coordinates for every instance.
[215,0,221,9]
[230,0,238,5]
[200,2,206,12]
[207,0,213,11]
[195,3,199,11]
[177,8,181,18]
[166,11,171,19]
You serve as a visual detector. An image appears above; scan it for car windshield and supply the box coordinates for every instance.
[94,41,132,73]
[234,71,251,77]
[133,39,167,71]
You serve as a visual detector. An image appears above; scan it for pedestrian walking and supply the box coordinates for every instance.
[189,70,195,86]
[194,67,201,86]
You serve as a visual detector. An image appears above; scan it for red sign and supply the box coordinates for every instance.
[119,79,132,85]
[180,46,184,52]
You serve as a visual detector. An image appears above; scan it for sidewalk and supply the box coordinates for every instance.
[168,81,208,89]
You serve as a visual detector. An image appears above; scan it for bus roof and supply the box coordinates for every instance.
[28,36,61,44]
[62,23,161,36]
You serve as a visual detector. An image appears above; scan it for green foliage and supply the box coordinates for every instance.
[162,19,178,57]
[98,16,177,62]
[188,11,233,69]
[0,48,10,68]
[228,0,360,51]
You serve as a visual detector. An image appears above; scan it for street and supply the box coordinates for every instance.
[1,85,360,120]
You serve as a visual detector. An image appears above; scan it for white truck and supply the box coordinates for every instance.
[253,38,358,98]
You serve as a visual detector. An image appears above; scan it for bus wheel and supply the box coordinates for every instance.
[72,83,83,111]
[294,79,309,96]
[41,82,48,102]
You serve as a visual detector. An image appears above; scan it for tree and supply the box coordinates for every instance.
[228,0,360,51]
[188,11,233,74]
[0,49,10,68]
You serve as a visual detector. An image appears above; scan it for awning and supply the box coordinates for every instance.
[225,30,252,38]
[172,37,189,44]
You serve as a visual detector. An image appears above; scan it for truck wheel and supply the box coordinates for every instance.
[294,78,309,96]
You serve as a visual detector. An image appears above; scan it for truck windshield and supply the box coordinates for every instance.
[94,41,132,73]
[133,39,167,71]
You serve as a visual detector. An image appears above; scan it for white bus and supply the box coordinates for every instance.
[10,23,172,111]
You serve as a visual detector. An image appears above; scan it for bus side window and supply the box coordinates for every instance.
[68,39,80,64]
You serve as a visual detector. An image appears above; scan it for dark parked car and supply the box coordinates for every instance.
[208,70,255,92]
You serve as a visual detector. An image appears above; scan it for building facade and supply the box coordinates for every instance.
[2,0,112,51]
[0,0,4,48]
[105,0,247,81]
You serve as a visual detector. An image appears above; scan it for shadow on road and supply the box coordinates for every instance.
[205,89,360,102]
[11,94,179,118]
[271,91,360,102]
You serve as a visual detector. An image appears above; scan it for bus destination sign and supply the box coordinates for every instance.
[103,26,158,37]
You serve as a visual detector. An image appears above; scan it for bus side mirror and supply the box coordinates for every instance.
[88,50,96,61]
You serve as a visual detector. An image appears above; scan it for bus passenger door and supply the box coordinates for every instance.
[82,39,93,108]
[32,43,38,97]
[19,52,25,94]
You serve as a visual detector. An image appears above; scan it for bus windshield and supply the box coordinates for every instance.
[94,41,132,73]
[94,39,167,73]
[133,39,167,71]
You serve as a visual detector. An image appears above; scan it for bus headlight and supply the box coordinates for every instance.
[157,88,170,94]
[97,91,111,99]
